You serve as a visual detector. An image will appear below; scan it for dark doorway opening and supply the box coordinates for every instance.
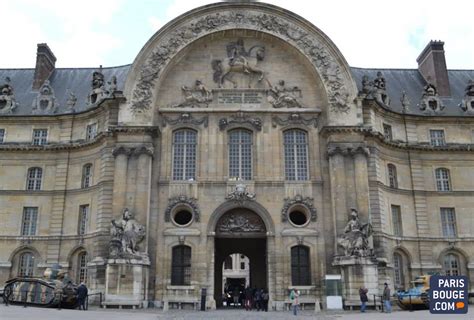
[214,237,267,308]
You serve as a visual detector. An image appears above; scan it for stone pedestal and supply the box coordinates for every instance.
[333,256,378,308]
[104,257,150,308]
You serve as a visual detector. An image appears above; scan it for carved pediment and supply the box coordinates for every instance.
[216,210,265,234]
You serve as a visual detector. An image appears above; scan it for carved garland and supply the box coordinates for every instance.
[281,195,317,222]
[219,112,262,131]
[272,113,318,128]
[131,8,349,114]
[161,113,209,128]
[164,195,201,222]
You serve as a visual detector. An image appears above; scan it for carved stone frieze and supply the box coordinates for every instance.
[360,72,391,108]
[164,195,200,222]
[130,8,349,114]
[32,80,57,114]
[281,195,317,222]
[267,80,303,108]
[418,82,444,114]
[459,80,474,113]
[226,183,256,203]
[172,80,213,108]
[219,112,262,131]
[272,113,318,128]
[216,211,265,233]
[161,113,208,128]
[0,77,18,114]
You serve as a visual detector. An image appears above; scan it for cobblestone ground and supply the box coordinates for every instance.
[1,305,472,319]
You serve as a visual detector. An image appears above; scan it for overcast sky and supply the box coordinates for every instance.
[2,0,473,69]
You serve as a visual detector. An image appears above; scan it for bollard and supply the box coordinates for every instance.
[380,295,384,312]
[409,295,413,312]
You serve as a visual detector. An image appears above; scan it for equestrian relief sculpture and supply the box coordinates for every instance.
[337,208,373,257]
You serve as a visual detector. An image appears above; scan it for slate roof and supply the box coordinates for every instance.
[0,65,130,115]
[0,64,473,116]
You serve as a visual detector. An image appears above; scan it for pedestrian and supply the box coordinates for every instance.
[255,288,262,311]
[262,289,269,312]
[289,288,299,316]
[244,286,253,311]
[382,282,391,313]
[76,282,88,311]
[359,286,368,312]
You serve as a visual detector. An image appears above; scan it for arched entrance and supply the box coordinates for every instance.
[214,208,267,307]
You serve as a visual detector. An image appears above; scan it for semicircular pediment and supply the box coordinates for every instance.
[123,2,358,125]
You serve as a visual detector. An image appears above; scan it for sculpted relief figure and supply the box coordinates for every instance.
[212,39,266,88]
[109,208,146,258]
[337,208,373,257]
[173,79,213,108]
[267,80,303,108]
[0,77,18,114]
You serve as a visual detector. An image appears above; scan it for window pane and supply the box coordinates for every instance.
[78,253,88,283]
[441,208,456,237]
[393,253,404,288]
[19,253,35,277]
[443,254,460,276]
[22,207,38,236]
[435,168,451,191]
[32,129,48,145]
[173,130,197,180]
[291,246,310,285]
[383,124,392,141]
[284,130,308,181]
[171,245,191,285]
[388,164,398,188]
[430,130,445,146]
[27,167,42,190]
[391,205,402,236]
[228,130,252,180]
[78,205,89,235]
[82,164,92,188]
[0,129,5,143]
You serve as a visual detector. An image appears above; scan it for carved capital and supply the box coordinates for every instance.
[133,145,154,158]
[219,112,262,131]
[272,113,318,128]
[112,146,133,158]
[327,143,369,158]
[161,113,208,128]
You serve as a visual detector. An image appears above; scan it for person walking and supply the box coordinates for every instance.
[255,288,262,311]
[244,286,253,311]
[382,282,391,313]
[76,282,88,311]
[359,286,368,312]
[289,288,299,316]
[262,289,269,312]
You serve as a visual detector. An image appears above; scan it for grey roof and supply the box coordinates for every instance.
[0,65,130,115]
[0,64,473,116]
[351,67,474,116]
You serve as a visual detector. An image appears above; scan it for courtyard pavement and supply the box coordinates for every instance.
[0,305,472,319]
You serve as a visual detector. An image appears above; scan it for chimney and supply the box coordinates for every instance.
[416,40,451,97]
[33,43,56,90]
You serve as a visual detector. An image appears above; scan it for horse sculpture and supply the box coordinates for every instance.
[212,45,266,88]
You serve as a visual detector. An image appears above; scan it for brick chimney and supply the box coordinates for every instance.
[33,43,56,90]
[416,40,451,97]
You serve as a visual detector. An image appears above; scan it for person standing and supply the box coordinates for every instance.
[255,288,262,311]
[382,283,391,313]
[76,282,88,311]
[290,288,299,316]
[244,286,253,311]
[262,289,269,312]
[359,286,368,312]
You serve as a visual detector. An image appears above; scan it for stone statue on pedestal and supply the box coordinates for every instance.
[109,208,146,258]
[337,208,373,257]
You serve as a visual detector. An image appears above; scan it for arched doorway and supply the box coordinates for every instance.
[214,208,267,307]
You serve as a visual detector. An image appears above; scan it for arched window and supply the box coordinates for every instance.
[171,245,191,285]
[224,256,233,270]
[228,129,252,180]
[81,164,93,188]
[77,252,88,283]
[393,253,405,289]
[284,129,308,181]
[443,254,460,276]
[18,252,35,277]
[172,129,197,180]
[387,164,398,188]
[26,167,42,190]
[291,245,311,286]
[435,168,451,191]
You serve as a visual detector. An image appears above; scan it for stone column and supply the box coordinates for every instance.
[112,147,131,216]
[328,146,348,253]
[134,146,154,250]
[353,147,370,222]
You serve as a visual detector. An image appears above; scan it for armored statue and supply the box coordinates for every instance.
[337,208,373,257]
[360,72,390,107]
[109,208,146,258]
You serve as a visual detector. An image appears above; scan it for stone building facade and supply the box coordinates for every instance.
[0,1,474,310]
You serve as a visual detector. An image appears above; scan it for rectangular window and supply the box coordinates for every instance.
[430,129,446,146]
[391,205,403,236]
[86,123,97,141]
[78,205,89,235]
[0,129,5,143]
[383,123,393,141]
[441,208,457,237]
[32,129,48,145]
[240,262,245,270]
[21,207,38,236]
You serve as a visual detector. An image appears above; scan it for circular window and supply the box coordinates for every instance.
[289,210,309,227]
[173,209,193,226]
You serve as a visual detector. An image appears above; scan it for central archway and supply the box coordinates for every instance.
[214,208,267,308]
